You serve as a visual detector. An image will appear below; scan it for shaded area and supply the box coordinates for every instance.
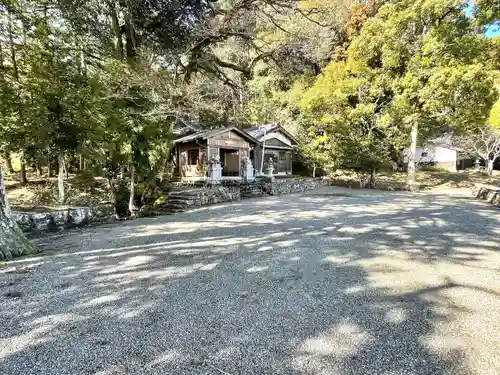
[1,187,499,375]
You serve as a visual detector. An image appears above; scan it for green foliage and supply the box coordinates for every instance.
[489,83,500,128]
[474,0,500,29]
[297,60,402,174]
[419,165,450,173]
[0,0,498,199]
[291,0,498,177]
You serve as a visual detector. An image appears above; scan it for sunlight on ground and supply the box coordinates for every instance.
[2,188,500,374]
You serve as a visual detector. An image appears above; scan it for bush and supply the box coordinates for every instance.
[419,165,451,173]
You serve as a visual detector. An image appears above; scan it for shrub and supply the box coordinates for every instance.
[419,165,451,173]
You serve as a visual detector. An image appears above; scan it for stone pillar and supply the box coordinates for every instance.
[243,156,255,182]
[208,154,222,184]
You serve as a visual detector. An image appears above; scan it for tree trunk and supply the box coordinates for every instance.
[487,159,494,175]
[64,156,69,179]
[0,159,38,260]
[58,151,65,205]
[128,164,136,215]
[123,5,137,63]
[4,152,14,173]
[407,122,419,191]
[79,154,85,171]
[368,168,376,189]
[20,162,27,184]
[312,165,316,178]
[47,159,54,177]
[109,1,124,61]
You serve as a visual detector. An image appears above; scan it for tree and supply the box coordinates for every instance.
[296,60,403,186]
[350,0,498,188]
[293,0,497,188]
[456,81,500,175]
[0,156,39,260]
[456,126,500,174]
[242,0,360,128]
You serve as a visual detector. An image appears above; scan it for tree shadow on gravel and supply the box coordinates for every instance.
[1,188,499,374]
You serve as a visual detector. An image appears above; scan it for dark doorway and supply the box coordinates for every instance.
[220,148,240,177]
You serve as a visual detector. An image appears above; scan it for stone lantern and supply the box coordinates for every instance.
[243,156,255,182]
[208,154,222,184]
[267,157,275,179]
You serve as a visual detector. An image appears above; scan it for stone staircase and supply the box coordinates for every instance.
[158,177,328,213]
[240,182,263,198]
[166,188,205,211]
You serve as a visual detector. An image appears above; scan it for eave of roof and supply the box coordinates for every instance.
[173,126,260,145]
[245,123,299,145]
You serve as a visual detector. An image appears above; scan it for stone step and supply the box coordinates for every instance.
[167,194,202,200]
[167,191,202,197]
[166,199,201,206]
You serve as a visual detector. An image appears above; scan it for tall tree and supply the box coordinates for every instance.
[295,0,498,187]
[0,156,39,260]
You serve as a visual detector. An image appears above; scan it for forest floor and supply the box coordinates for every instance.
[1,187,499,375]
[5,173,112,209]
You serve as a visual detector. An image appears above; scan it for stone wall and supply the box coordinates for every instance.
[154,185,241,213]
[13,178,330,232]
[261,177,330,196]
[12,204,115,233]
[471,184,500,207]
[160,177,329,213]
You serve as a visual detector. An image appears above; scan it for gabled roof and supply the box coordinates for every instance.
[245,123,299,145]
[426,133,461,151]
[173,126,260,145]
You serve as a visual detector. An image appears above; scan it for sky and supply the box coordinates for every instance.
[466,2,499,38]
[485,26,500,38]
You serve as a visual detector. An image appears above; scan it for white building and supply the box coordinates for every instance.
[403,136,459,171]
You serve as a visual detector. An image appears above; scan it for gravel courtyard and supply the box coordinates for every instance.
[1,187,500,375]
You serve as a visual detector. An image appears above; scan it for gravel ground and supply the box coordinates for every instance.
[1,187,500,375]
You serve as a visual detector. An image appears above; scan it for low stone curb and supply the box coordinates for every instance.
[12,203,116,234]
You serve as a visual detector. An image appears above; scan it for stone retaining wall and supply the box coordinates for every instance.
[471,184,500,207]
[13,178,330,232]
[160,177,329,213]
[262,177,330,196]
[160,186,241,212]
[12,204,116,233]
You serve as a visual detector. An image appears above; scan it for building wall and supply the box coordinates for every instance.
[207,131,250,149]
[254,147,292,175]
[208,130,252,178]
[261,131,293,147]
[402,144,457,171]
[176,130,253,181]
[178,141,207,178]
[253,130,295,174]
[434,146,457,164]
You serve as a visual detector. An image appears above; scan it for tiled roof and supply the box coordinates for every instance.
[245,124,298,145]
[245,124,280,139]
